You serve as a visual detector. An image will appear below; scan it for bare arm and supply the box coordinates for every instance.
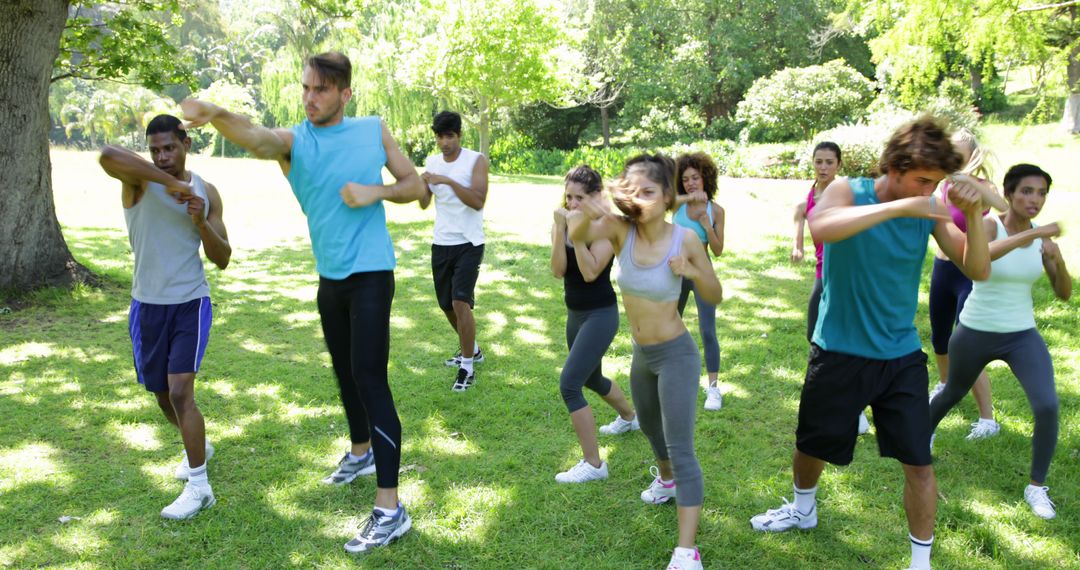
[567,193,628,250]
[808,178,948,243]
[669,231,722,304]
[572,237,615,283]
[421,155,489,210]
[551,210,568,278]
[791,200,807,263]
[700,202,724,256]
[933,182,991,281]
[1041,239,1072,300]
[340,121,426,207]
[191,182,231,270]
[983,220,1059,260]
[98,145,189,206]
[180,99,292,162]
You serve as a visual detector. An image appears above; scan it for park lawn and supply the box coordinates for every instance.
[0,149,1078,569]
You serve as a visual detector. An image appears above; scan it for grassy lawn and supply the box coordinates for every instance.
[1,149,1078,569]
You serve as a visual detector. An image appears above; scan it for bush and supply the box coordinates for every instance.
[807,124,889,178]
[736,59,874,142]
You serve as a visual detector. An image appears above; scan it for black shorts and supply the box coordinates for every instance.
[796,344,932,466]
[431,243,484,311]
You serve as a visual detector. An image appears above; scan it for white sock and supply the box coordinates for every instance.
[374,502,401,518]
[673,546,699,561]
[188,464,209,488]
[794,484,817,514]
[909,533,933,569]
[473,341,480,353]
[347,449,371,462]
[460,357,474,374]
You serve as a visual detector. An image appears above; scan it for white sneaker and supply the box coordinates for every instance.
[175,441,215,481]
[640,466,677,504]
[704,386,722,411]
[857,412,870,435]
[966,418,1001,440]
[928,381,946,402]
[599,415,639,435]
[666,547,703,570]
[1024,485,1056,519]
[161,482,216,520]
[555,459,609,483]
[750,498,818,532]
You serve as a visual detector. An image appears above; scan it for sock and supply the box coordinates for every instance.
[374,502,401,518]
[658,475,675,486]
[978,417,997,425]
[188,464,209,488]
[473,341,480,354]
[347,449,371,462]
[673,546,700,561]
[460,357,474,375]
[909,533,933,569]
[794,484,817,514]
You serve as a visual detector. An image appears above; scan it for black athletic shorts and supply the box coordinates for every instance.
[431,243,484,311]
[796,344,932,466]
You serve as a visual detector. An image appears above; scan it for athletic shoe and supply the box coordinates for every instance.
[555,459,609,483]
[344,505,412,553]
[444,348,485,367]
[321,451,377,485]
[175,441,215,481]
[1024,485,1056,519]
[704,386,723,411]
[640,466,677,504]
[928,381,946,402]
[160,482,215,520]
[598,415,639,435]
[857,412,870,435]
[966,418,1001,440]
[452,368,475,392]
[750,498,818,532]
[666,547,703,570]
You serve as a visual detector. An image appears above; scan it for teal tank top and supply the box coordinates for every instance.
[812,177,935,359]
[673,202,713,243]
[287,117,394,278]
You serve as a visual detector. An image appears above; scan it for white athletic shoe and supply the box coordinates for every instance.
[175,441,215,481]
[704,386,723,411]
[344,505,412,553]
[160,482,215,520]
[555,459,609,483]
[750,498,818,532]
[966,418,1001,440]
[640,466,677,504]
[666,547,703,570]
[928,381,946,402]
[857,412,870,435]
[1025,485,1056,519]
[598,415,639,435]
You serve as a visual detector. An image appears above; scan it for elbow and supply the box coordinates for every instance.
[970,265,991,281]
[582,271,600,283]
[99,146,121,166]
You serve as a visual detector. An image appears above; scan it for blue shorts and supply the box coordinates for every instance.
[128,297,212,392]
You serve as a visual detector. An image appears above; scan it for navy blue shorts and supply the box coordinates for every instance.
[128,297,212,392]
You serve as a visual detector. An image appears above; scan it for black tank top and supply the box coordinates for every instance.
[564,244,617,310]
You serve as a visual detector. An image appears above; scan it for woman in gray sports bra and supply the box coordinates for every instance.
[568,154,722,570]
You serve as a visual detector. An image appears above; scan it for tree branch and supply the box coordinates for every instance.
[1017,0,1080,13]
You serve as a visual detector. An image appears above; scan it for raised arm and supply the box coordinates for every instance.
[985,220,1060,261]
[567,193,628,250]
[551,209,568,278]
[340,121,426,208]
[669,231,722,304]
[99,145,190,205]
[1041,238,1072,301]
[808,178,947,243]
[933,179,991,281]
[189,182,231,270]
[790,200,807,264]
[180,98,292,162]
[571,235,615,283]
[700,202,724,257]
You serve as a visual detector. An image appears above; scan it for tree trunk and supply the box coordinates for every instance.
[477,95,490,157]
[1064,36,1080,134]
[0,1,95,292]
[969,65,984,108]
[600,106,610,148]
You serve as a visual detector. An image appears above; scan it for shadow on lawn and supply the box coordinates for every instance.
[0,226,1076,569]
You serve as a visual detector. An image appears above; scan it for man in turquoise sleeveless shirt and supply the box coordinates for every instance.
[750,118,992,570]
[180,52,425,553]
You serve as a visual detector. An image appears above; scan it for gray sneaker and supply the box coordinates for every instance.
[444,348,485,367]
[321,451,376,485]
[452,368,476,392]
[344,506,412,553]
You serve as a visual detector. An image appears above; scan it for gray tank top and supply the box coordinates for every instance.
[616,224,685,302]
[124,173,211,304]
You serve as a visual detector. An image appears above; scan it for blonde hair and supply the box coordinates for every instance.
[952,128,994,181]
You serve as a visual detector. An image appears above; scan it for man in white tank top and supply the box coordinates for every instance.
[99,115,231,521]
[419,111,489,391]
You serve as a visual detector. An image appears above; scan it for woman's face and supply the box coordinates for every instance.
[1007,175,1049,220]
[624,170,669,222]
[813,150,839,186]
[681,167,704,195]
[564,181,589,211]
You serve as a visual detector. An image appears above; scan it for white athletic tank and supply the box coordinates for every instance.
[425,148,485,246]
[959,216,1043,333]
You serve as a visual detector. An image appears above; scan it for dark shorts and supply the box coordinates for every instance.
[796,344,932,466]
[129,297,212,393]
[431,243,484,311]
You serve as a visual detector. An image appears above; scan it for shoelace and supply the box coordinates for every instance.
[1028,487,1054,507]
[767,497,800,518]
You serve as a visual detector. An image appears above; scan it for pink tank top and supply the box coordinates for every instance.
[805,185,823,279]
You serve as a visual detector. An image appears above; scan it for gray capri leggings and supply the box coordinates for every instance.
[560,305,618,413]
[630,331,704,507]
[677,278,720,373]
[929,325,1058,483]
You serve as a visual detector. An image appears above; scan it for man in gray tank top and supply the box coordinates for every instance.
[98,114,231,521]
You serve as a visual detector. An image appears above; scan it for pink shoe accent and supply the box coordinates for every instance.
[657,478,676,488]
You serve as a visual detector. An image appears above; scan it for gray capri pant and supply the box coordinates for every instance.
[929,325,1058,483]
[560,305,618,413]
[630,331,704,507]
[678,278,720,373]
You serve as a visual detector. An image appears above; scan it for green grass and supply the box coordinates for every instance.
[1,151,1079,569]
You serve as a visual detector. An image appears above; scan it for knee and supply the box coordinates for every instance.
[452,299,471,315]
[168,379,195,412]
[904,464,935,486]
[560,381,586,412]
[1031,396,1059,422]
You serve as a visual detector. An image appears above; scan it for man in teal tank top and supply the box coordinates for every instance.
[750,118,992,570]
[180,52,425,554]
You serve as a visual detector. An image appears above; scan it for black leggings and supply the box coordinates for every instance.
[806,278,823,343]
[317,271,401,489]
[928,258,972,356]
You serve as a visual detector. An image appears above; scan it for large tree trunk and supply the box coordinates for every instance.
[1063,39,1080,134]
[0,1,95,292]
[600,106,610,148]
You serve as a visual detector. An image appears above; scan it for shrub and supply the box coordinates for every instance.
[807,124,888,178]
[736,59,875,142]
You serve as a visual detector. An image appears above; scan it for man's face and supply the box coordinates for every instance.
[436,132,461,157]
[891,168,948,198]
[147,131,189,177]
[302,66,350,125]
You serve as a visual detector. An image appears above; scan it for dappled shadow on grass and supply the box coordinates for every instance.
[1,226,1077,568]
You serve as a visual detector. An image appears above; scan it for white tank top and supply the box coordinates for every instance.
[425,148,485,246]
[124,174,210,304]
[959,216,1043,333]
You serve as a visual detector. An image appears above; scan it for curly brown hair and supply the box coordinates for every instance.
[877,116,963,176]
[675,152,719,199]
[612,153,676,220]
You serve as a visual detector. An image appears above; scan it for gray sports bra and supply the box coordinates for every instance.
[616,224,685,302]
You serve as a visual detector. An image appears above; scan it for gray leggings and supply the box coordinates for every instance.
[560,305,618,413]
[677,278,720,373]
[806,278,823,343]
[630,331,703,507]
[929,325,1058,483]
